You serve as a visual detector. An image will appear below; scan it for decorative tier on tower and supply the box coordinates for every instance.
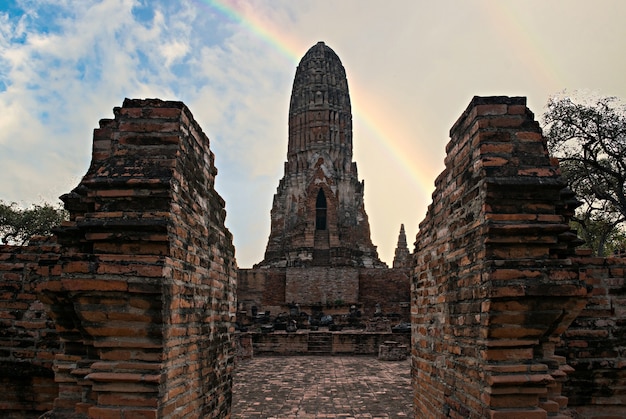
[256,41,385,268]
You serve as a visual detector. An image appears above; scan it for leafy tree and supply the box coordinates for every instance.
[0,201,68,245]
[543,93,626,256]
[573,214,626,257]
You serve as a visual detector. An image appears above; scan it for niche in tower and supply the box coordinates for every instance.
[315,189,327,231]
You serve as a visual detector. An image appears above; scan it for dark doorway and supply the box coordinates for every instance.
[316,189,327,230]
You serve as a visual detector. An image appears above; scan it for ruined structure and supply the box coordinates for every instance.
[237,42,410,321]
[393,224,411,269]
[0,238,61,417]
[558,252,626,418]
[1,43,626,419]
[412,96,605,418]
[1,99,237,418]
[259,41,384,269]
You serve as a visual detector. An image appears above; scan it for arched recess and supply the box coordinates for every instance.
[316,189,327,230]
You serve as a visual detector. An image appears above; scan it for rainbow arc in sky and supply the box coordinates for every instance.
[197,0,443,197]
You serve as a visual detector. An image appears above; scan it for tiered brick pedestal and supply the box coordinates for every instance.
[412,96,587,418]
[37,99,236,418]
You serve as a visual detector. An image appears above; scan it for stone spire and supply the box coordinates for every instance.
[393,224,411,268]
[257,41,385,268]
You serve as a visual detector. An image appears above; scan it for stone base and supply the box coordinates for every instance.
[378,341,408,361]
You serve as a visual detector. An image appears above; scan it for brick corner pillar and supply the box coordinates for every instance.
[413,96,587,418]
[37,98,236,418]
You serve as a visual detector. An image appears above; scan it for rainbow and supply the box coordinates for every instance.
[193,0,437,198]
[194,0,302,64]
[478,2,565,93]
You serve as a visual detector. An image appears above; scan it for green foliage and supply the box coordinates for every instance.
[0,201,68,245]
[573,215,626,257]
[543,93,626,256]
[606,226,626,256]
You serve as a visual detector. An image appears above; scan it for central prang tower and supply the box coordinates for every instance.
[257,41,385,268]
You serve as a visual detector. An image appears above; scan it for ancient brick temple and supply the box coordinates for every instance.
[259,41,385,269]
[2,42,626,419]
[238,42,409,318]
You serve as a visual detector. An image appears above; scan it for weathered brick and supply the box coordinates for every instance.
[0,98,238,418]
[61,278,128,292]
[88,406,123,419]
[489,409,547,419]
[413,96,587,418]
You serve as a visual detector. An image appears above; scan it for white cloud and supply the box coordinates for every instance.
[0,0,196,204]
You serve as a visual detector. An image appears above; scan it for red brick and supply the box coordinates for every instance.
[124,409,158,419]
[61,278,127,291]
[413,96,587,417]
[88,406,122,419]
[489,409,547,419]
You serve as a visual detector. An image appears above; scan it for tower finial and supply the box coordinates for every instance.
[393,224,411,268]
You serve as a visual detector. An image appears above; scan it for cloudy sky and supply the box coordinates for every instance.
[1,0,625,267]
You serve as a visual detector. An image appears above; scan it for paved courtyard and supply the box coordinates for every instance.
[232,356,413,418]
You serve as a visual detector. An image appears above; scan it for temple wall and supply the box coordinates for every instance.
[286,267,359,305]
[35,99,236,418]
[413,96,587,418]
[237,269,286,314]
[358,268,410,318]
[0,238,61,418]
[237,267,410,319]
[239,331,410,356]
[557,253,626,418]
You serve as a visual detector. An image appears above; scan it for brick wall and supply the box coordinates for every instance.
[332,332,410,355]
[240,331,410,356]
[237,267,410,320]
[0,238,61,418]
[37,99,236,418]
[286,267,359,305]
[358,268,410,319]
[237,269,286,313]
[413,96,587,418]
[558,254,626,418]
[250,332,309,355]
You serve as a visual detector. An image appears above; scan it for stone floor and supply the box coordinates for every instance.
[231,356,412,418]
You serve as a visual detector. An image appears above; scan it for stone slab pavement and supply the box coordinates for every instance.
[231,356,412,418]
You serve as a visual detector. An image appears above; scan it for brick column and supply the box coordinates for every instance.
[38,99,236,418]
[413,96,587,418]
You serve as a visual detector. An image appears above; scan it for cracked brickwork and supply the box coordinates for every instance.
[412,96,588,418]
[258,42,384,269]
[33,98,235,418]
[557,253,626,418]
[0,237,61,418]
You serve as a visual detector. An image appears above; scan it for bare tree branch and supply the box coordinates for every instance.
[543,93,626,255]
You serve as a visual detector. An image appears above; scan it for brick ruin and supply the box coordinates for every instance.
[261,41,385,270]
[559,254,626,418]
[412,96,626,418]
[0,238,61,417]
[237,42,410,325]
[0,43,625,418]
[1,99,236,418]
